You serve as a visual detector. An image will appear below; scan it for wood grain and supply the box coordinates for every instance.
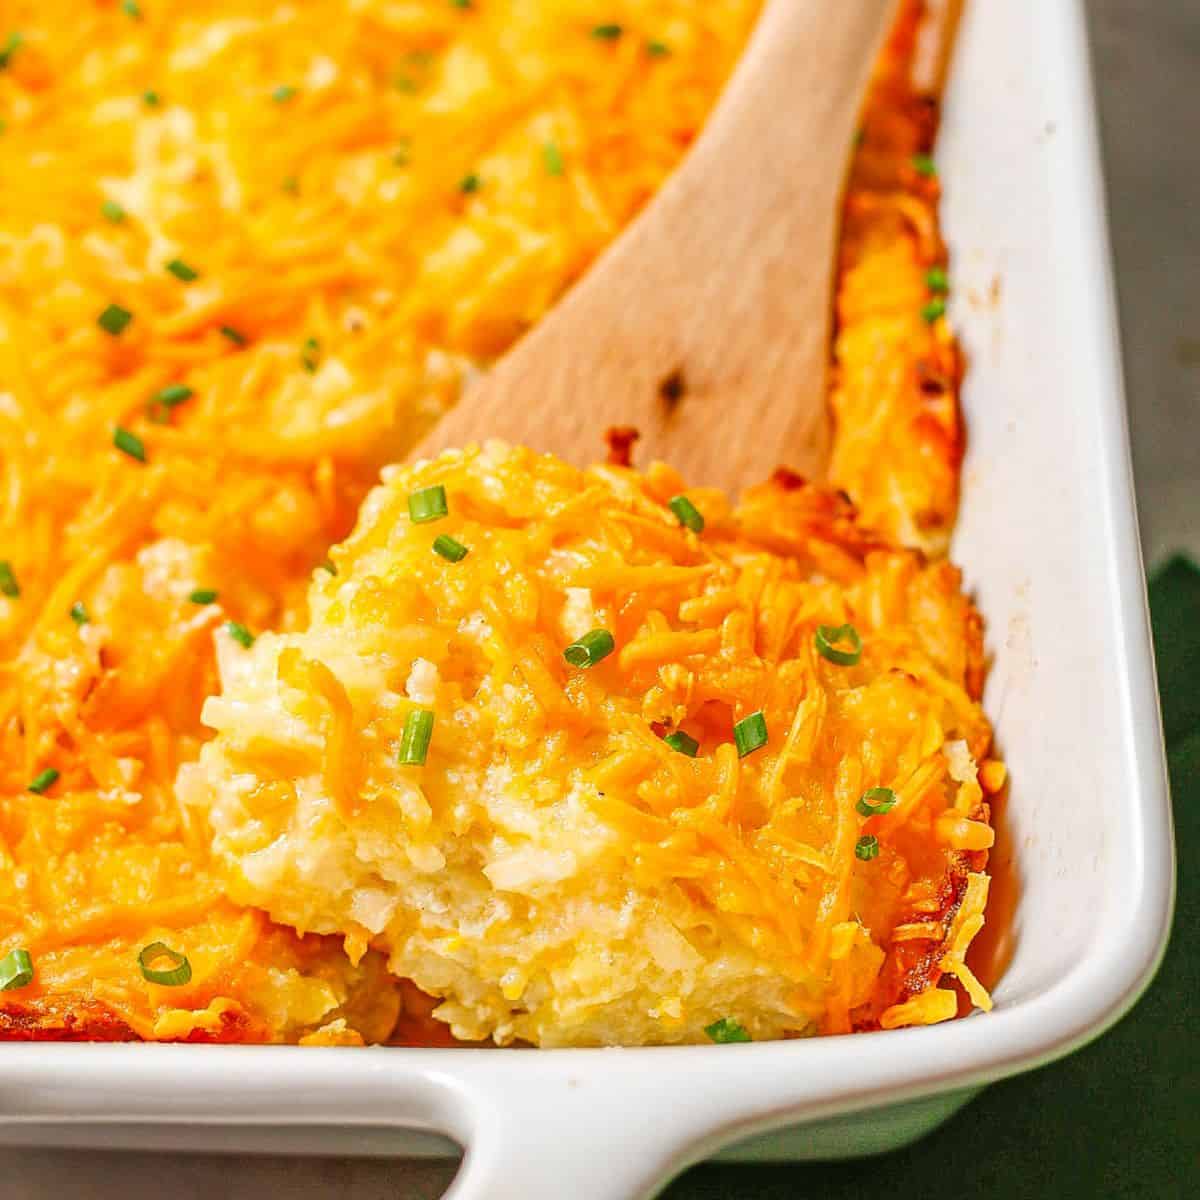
[413,0,896,492]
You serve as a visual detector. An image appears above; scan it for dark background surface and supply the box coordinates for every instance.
[5,1,1198,1195]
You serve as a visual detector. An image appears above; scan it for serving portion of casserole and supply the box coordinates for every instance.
[0,0,991,1045]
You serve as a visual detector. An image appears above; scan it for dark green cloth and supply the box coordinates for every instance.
[666,555,1199,1200]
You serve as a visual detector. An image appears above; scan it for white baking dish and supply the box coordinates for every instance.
[0,1,1174,1196]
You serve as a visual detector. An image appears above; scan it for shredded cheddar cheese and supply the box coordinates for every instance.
[0,0,993,1045]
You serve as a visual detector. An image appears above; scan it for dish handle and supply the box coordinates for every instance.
[438,1058,727,1200]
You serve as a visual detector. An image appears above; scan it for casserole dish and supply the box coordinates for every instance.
[0,0,1175,1196]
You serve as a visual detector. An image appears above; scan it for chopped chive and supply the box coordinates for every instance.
[281,174,299,195]
[122,0,142,19]
[663,730,699,758]
[101,199,127,224]
[705,1017,751,1044]
[911,153,937,178]
[0,119,6,135]
[815,623,862,666]
[138,942,192,987]
[733,711,768,758]
[28,767,59,795]
[151,383,194,409]
[113,426,146,462]
[224,621,254,648]
[646,39,671,57]
[0,32,24,71]
[668,495,704,533]
[98,303,133,336]
[393,73,418,93]
[563,628,615,669]
[301,336,320,373]
[398,709,435,765]
[542,141,565,176]
[592,23,623,40]
[392,140,412,166]
[459,172,481,194]
[856,786,897,817]
[450,0,472,7]
[142,89,160,107]
[189,589,218,605]
[272,84,297,104]
[921,297,947,324]
[318,559,337,576]
[0,948,33,991]
[925,266,949,293]
[432,534,469,563]
[408,484,448,524]
[166,257,198,282]
[855,834,881,861]
[0,560,18,598]
[69,601,90,626]
[219,324,246,346]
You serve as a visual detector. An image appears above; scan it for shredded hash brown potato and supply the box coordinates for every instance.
[187,443,994,1045]
[0,0,990,1045]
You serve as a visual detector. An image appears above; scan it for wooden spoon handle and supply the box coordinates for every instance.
[416,0,895,491]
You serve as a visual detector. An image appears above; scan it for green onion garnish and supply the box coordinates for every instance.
[668,495,704,533]
[151,383,194,410]
[911,153,937,178]
[459,172,481,194]
[646,39,671,57]
[450,0,472,8]
[301,336,320,373]
[542,141,565,176]
[101,200,127,224]
[225,621,254,648]
[0,560,18,598]
[733,711,768,758]
[408,484,448,524]
[272,85,297,104]
[28,768,59,795]
[856,787,897,817]
[0,33,24,72]
[189,589,218,605]
[592,23,623,40]
[142,89,160,107]
[398,709,435,765]
[392,140,412,166]
[122,0,142,19]
[855,835,880,861]
[663,730,699,757]
[432,534,469,563]
[98,303,133,336]
[815,623,862,666]
[281,175,299,195]
[925,266,949,293]
[69,601,89,626]
[563,628,615,669]
[921,297,946,324]
[113,426,145,462]
[138,942,192,987]
[319,559,337,576]
[705,1017,751,1044]
[0,949,34,991]
[166,257,198,282]
[219,324,246,345]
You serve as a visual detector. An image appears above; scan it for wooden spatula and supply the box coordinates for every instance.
[413,0,895,492]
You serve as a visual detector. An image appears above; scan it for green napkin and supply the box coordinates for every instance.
[667,556,1198,1199]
